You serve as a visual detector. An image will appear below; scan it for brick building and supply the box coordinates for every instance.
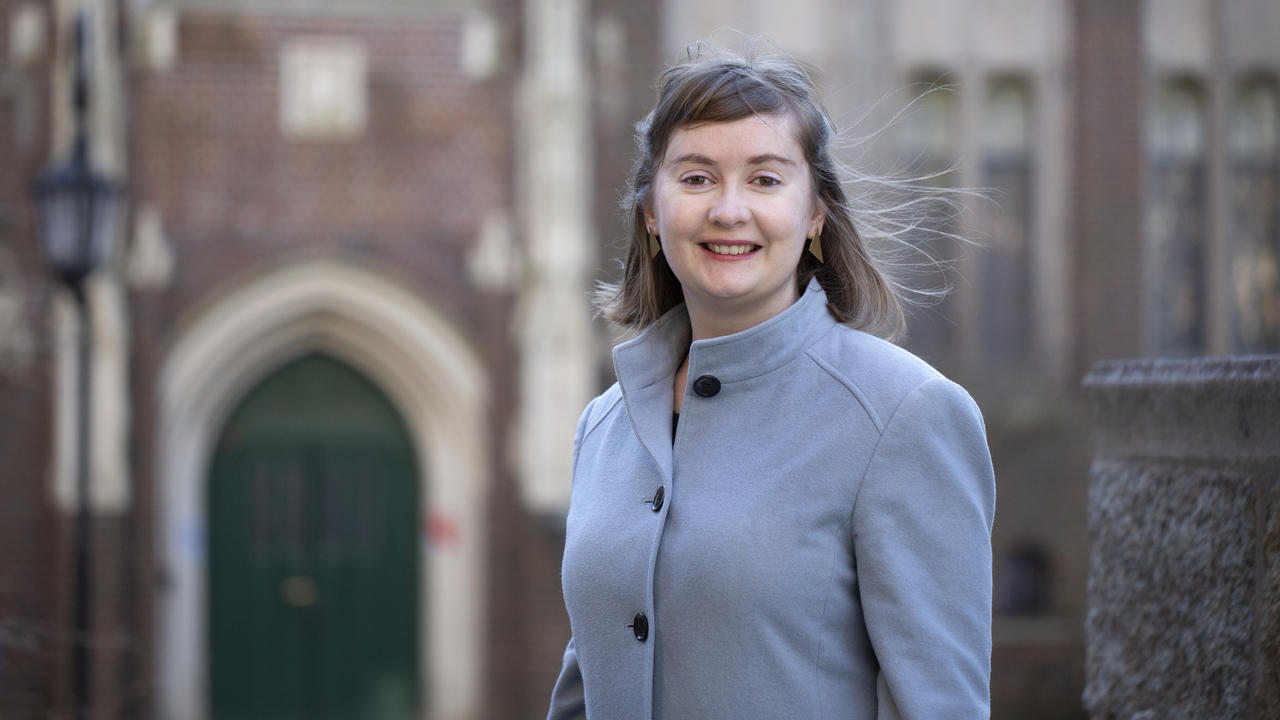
[1,0,57,716]
[0,0,1277,718]
[0,0,621,716]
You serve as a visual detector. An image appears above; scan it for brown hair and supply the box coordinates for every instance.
[596,44,907,339]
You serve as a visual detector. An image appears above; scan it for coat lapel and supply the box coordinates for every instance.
[612,305,691,482]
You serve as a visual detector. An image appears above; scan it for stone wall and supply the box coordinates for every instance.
[1083,357,1280,719]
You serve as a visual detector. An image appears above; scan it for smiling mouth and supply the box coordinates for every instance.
[702,243,760,256]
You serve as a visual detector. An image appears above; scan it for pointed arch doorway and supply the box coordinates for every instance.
[208,353,420,719]
[155,259,487,720]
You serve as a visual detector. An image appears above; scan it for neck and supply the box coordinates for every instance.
[685,290,799,342]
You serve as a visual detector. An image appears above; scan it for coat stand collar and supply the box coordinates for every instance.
[611,279,836,479]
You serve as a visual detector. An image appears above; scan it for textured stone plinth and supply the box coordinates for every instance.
[1083,357,1280,720]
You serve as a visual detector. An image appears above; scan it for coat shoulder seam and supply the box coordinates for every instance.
[581,387,623,444]
[802,351,888,434]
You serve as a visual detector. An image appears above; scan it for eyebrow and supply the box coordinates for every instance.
[668,152,798,167]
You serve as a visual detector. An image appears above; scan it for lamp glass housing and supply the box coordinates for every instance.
[35,143,119,286]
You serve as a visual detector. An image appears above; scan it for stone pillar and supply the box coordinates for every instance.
[515,0,597,514]
[1082,357,1280,719]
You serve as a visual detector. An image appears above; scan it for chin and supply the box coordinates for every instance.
[695,282,757,303]
[694,271,762,295]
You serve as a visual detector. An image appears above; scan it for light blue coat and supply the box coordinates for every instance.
[548,280,996,719]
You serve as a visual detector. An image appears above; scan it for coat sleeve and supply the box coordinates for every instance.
[546,636,587,720]
[851,377,996,720]
[545,397,601,720]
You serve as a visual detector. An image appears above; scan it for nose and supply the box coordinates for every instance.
[708,185,750,227]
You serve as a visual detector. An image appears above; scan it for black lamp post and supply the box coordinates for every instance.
[34,14,120,720]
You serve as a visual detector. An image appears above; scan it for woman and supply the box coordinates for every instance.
[547,45,996,720]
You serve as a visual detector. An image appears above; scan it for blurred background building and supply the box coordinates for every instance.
[0,0,1276,718]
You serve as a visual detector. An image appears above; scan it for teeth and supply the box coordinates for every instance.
[705,243,756,256]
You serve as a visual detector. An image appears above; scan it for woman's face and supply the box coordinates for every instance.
[646,112,823,331]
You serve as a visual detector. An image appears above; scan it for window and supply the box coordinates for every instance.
[1146,77,1207,355]
[980,76,1034,365]
[897,71,960,364]
[1228,76,1280,353]
[995,543,1051,615]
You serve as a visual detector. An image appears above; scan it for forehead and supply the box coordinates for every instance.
[661,112,805,164]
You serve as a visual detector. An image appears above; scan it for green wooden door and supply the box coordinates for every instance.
[209,354,420,720]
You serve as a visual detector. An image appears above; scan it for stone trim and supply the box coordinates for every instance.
[1084,356,1280,461]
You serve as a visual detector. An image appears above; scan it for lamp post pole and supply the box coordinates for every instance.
[69,26,94,717]
[67,20,94,717]
[70,257,92,720]
[34,13,120,719]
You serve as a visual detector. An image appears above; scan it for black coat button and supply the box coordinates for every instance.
[649,485,665,512]
[692,375,721,397]
[628,612,649,641]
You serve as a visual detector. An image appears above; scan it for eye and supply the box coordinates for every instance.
[753,175,782,187]
[680,174,711,186]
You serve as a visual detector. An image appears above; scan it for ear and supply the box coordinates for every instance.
[643,207,657,235]
[809,200,826,238]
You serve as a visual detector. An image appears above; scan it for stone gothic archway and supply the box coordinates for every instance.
[154,258,488,720]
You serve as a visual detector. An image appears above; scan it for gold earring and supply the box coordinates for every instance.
[808,236,824,263]
[648,233,661,259]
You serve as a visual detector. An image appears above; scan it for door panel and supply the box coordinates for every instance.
[209,354,419,720]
